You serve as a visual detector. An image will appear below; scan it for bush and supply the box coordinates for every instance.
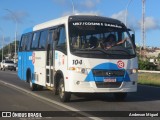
[138,60,157,70]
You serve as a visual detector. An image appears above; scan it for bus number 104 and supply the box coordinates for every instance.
[73,60,82,65]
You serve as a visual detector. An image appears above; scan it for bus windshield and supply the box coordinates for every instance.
[69,21,136,59]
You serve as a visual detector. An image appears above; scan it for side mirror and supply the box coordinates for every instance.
[131,34,135,43]
[128,28,136,48]
[131,34,136,48]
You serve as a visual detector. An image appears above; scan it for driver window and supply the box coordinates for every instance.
[56,25,67,53]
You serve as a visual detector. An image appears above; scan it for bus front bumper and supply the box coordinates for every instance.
[68,81,137,93]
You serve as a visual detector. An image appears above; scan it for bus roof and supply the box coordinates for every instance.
[68,15,123,24]
[22,14,124,34]
[22,15,69,34]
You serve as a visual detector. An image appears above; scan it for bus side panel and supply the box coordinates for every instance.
[33,51,46,86]
[18,51,34,81]
[18,52,22,80]
[26,52,34,80]
[22,52,27,80]
[55,51,68,89]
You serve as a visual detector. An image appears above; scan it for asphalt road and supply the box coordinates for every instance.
[0,70,160,120]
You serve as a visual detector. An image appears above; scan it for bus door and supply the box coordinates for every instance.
[46,29,57,87]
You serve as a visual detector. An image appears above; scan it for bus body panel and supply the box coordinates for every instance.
[18,52,22,79]
[18,15,138,97]
[65,54,138,92]
[32,51,46,86]
[54,51,69,90]
[18,52,34,81]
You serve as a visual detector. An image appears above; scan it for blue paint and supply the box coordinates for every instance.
[55,52,58,59]
[18,51,35,82]
[85,62,130,82]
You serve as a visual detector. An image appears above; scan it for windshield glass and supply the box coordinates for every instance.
[69,21,136,59]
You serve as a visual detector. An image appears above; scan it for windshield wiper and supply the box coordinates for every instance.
[108,49,131,55]
[75,48,109,54]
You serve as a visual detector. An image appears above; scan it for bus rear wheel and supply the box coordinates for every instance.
[114,93,127,101]
[59,78,71,102]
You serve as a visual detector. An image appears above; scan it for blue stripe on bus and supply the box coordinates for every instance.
[85,62,130,82]
[18,52,35,82]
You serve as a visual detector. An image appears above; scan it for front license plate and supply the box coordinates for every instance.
[104,78,116,82]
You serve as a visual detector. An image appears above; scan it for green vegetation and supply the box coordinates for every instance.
[138,73,160,87]
[0,41,19,61]
[138,60,157,70]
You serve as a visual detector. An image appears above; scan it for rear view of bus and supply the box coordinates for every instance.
[18,15,138,102]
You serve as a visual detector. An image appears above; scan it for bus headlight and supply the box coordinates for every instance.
[127,69,138,74]
[69,67,90,74]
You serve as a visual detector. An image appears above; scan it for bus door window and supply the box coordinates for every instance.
[56,26,67,54]
[46,30,56,84]
[39,30,48,50]
[47,31,54,66]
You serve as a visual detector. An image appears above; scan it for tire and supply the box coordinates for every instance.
[29,79,37,91]
[53,87,59,95]
[37,85,43,91]
[114,93,127,101]
[59,78,71,102]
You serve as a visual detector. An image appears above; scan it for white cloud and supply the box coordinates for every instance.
[111,10,126,23]
[61,0,101,17]
[53,0,101,9]
[2,11,29,24]
[111,11,160,31]
[144,17,160,31]
[61,10,101,17]
[80,0,101,9]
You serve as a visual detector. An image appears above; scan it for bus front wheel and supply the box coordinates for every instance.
[59,78,71,102]
[114,93,127,101]
[29,80,37,91]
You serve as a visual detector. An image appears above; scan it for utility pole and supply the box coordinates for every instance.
[142,0,146,49]
[5,9,18,63]
[71,0,75,14]
[125,0,133,26]
[0,29,4,61]
[140,0,146,58]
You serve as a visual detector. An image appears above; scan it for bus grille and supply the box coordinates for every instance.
[95,82,122,88]
[92,70,125,77]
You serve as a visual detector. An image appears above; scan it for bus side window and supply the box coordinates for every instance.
[20,35,27,51]
[31,32,40,50]
[39,30,48,50]
[19,35,24,51]
[26,33,33,51]
[56,26,66,53]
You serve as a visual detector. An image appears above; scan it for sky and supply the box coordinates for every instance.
[0,0,160,48]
